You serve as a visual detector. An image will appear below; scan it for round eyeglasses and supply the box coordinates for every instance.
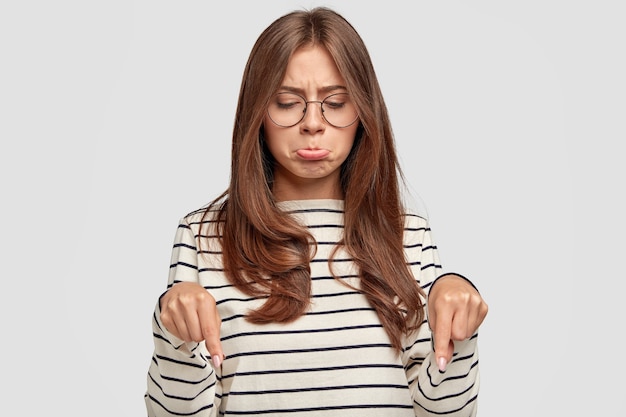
[267,92,359,128]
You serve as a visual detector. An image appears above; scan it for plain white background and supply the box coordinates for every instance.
[1,1,623,415]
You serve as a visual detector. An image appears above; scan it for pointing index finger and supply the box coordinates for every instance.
[197,295,224,368]
[432,308,453,372]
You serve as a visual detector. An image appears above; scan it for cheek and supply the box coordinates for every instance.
[342,138,355,156]
[262,122,290,161]
[341,127,359,153]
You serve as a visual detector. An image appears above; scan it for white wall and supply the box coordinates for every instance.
[1,1,623,415]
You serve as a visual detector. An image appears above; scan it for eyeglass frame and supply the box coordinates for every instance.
[266,91,360,128]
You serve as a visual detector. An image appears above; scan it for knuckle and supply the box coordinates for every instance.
[160,311,171,325]
[442,290,470,306]
[193,289,213,305]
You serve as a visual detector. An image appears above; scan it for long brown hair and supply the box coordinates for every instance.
[201,7,425,351]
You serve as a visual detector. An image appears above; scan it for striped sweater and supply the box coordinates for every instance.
[145,199,480,416]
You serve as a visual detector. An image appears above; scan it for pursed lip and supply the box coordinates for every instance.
[296,148,330,160]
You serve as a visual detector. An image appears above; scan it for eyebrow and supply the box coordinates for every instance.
[279,85,348,94]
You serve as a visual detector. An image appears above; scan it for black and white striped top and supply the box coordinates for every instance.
[145,199,480,416]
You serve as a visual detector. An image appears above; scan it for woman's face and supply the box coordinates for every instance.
[263,45,359,201]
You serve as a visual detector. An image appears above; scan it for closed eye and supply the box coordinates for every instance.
[324,101,345,110]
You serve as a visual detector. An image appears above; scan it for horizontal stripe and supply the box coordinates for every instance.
[146,200,480,416]
[221,323,383,342]
[223,403,414,415]
[223,382,409,398]
[220,362,403,379]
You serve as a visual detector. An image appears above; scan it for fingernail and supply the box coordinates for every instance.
[437,357,447,372]
[212,355,222,368]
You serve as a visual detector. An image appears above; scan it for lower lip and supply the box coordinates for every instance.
[297,149,330,160]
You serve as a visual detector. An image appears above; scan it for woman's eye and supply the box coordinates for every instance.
[277,101,298,109]
[325,101,345,109]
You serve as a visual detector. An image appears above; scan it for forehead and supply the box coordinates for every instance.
[281,45,346,90]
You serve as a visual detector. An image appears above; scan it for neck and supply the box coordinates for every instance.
[272,174,343,202]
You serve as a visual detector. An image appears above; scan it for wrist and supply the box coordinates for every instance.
[430,273,479,296]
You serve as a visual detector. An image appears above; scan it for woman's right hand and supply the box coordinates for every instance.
[159,282,225,367]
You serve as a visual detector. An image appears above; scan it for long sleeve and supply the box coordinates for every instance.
[401,214,480,416]
[145,202,481,416]
[145,218,220,417]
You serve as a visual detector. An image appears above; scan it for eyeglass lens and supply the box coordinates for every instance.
[267,92,358,128]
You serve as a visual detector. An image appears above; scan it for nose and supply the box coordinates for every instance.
[300,101,325,134]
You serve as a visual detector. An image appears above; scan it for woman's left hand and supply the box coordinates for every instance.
[427,274,488,371]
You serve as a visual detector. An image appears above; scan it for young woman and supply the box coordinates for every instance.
[145,7,488,417]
